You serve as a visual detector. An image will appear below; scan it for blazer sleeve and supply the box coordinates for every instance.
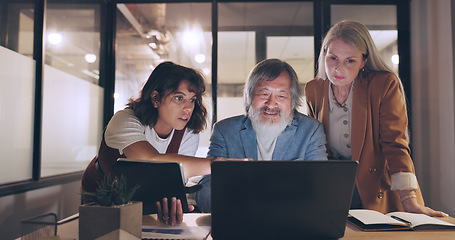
[207,122,229,158]
[303,121,328,160]
[375,73,414,174]
[304,78,326,120]
[305,82,316,118]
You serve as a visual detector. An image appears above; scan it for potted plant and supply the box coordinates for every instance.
[79,175,142,240]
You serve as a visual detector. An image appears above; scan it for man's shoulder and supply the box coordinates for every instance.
[211,115,249,138]
[293,112,323,128]
[214,115,247,127]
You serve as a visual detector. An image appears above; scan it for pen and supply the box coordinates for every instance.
[391,216,412,226]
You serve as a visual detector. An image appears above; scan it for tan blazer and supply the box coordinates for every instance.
[305,72,424,213]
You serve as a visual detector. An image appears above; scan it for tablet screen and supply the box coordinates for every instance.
[112,158,190,214]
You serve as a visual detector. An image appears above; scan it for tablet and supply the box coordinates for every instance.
[112,158,190,215]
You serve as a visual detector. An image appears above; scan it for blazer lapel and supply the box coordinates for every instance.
[272,119,298,160]
[351,78,368,161]
[240,118,258,160]
[322,81,331,152]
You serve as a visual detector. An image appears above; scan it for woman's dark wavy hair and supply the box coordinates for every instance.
[127,61,207,133]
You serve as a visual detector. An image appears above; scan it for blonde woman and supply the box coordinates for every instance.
[305,20,446,216]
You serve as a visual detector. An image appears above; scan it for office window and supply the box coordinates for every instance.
[0,2,35,184]
[267,35,314,114]
[0,0,410,187]
[115,3,212,156]
[331,5,398,73]
[217,2,313,119]
[0,2,34,56]
[41,3,103,177]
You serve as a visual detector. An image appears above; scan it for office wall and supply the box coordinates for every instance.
[0,181,81,240]
[411,0,455,216]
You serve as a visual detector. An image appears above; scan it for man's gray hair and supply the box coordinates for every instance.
[243,58,301,113]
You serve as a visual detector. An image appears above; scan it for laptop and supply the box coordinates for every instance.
[211,160,358,240]
[112,158,190,215]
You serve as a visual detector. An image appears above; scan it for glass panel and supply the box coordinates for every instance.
[0,1,34,57]
[0,1,35,184]
[0,46,35,184]
[218,2,314,119]
[115,3,212,157]
[41,3,103,177]
[267,36,314,114]
[331,5,398,73]
[217,31,255,119]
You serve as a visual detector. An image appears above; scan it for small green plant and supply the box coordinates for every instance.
[82,175,140,206]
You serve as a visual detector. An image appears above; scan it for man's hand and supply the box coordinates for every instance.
[156,197,195,226]
[398,190,448,217]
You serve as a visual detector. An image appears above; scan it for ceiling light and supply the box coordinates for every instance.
[195,54,206,63]
[85,54,97,63]
[148,42,157,49]
[182,24,203,48]
[391,54,399,65]
[48,32,62,45]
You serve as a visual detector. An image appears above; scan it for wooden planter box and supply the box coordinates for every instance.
[79,201,142,240]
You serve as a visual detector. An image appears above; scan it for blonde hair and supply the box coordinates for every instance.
[316,20,410,142]
[316,20,394,79]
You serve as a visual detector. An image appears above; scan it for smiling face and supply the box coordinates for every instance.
[325,39,367,88]
[153,80,197,137]
[250,71,293,125]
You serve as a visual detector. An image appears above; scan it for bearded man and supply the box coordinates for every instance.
[195,58,328,212]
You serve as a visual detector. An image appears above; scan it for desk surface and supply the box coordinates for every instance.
[56,213,455,240]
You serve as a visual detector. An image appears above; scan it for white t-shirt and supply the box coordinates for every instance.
[104,109,199,157]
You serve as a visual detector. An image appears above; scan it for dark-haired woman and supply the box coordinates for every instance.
[82,61,243,225]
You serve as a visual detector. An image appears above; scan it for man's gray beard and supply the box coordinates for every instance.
[248,107,293,140]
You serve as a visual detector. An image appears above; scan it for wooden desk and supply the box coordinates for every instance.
[56,213,455,240]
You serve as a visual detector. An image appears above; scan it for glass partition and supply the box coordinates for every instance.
[115,3,212,157]
[217,2,314,119]
[0,0,407,185]
[41,3,103,177]
[0,2,35,184]
[0,1,34,56]
[331,5,398,73]
[0,46,35,184]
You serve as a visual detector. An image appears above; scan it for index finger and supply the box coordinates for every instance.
[169,197,177,226]
[176,199,183,224]
[162,197,169,224]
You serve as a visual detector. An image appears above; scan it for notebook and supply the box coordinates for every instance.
[211,160,358,240]
[112,158,190,215]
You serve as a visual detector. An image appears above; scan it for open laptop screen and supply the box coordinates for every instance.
[211,160,358,240]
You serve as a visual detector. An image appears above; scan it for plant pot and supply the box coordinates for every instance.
[79,201,142,240]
